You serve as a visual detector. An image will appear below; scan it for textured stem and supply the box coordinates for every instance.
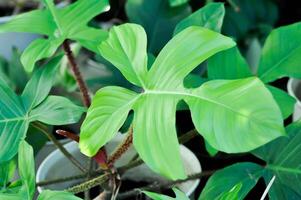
[107,127,133,167]
[117,171,214,199]
[32,122,86,172]
[37,170,102,186]
[67,174,110,194]
[179,129,198,144]
[62,40,91,107]
[227,0,240,12]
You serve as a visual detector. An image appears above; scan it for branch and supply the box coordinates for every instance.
[62,40,91,107]
[32,122,86,172]
[66,173,110,194]
[117,171,214,199]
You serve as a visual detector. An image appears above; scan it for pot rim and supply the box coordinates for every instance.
[287,78,301,107]
[36,141,201,197]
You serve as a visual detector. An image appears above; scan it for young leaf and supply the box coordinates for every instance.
[252,121,301,198]
[125,0,191,54]
[18,141,35,199]
[21,55,62,110]
[29,96,86,125]
[174,3,225,35]
[81,24,284,180]
[258,22,301,83]
[80,86,139,157]
[99,24,148,87]
[38,190,82,200]
[199,163,264,200]
[21,38,64,72]
[0,0,110,72]
[207,46,252,80]
[144,188,189,200]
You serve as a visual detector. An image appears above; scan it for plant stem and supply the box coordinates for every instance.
[67,174,110,194]
[179,129,198,144]
[107,127,133,167]
[117,171,215,199]
[37,170,101,186]
[32,122,86,172]
[62,40,91,107]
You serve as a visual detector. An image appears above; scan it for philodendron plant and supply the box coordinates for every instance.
[79,23,284,180]
[1,0,301,199]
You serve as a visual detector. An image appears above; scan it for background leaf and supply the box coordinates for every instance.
[199,162,264,200]
[18,141,35,199]
[207,46,252,80]
[125,0,191,54]
[258,22,301,83]
[174,2,225,35]
[252,121,301,199]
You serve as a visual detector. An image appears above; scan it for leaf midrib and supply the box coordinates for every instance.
[143,90,260,123]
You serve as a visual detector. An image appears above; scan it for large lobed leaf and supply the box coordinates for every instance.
[0,57,84,163]
[80,24,284,180]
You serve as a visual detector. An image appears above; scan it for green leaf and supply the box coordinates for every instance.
[21,55,62,110]
[0,79,28,162]
[174,3,225,35]
[144,188,189,200]
[258,22,301,83]
[83,24,284,180]
[199,163,264,200]
[207,46,252,80]
[125,0,191,54]
[147,26,235,89]
[0,0,110,72]
[18,141,35,199]
[0,10,55,35]
[80,86,138,157]
[267,85,295,119]
[186,77,285,153]
[133,95,185,179]
[99,24,148,87]
[0,56,66,163]
[21,38,64,72]
[38,190,82,200]
[70,28,108,53]
[253,121,301,198]
[29,96,85,125]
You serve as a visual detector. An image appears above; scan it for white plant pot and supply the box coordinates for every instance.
[287,78,301,121]
[36,134,201,199]
[35,138,71,170]
[0,16,40,60]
